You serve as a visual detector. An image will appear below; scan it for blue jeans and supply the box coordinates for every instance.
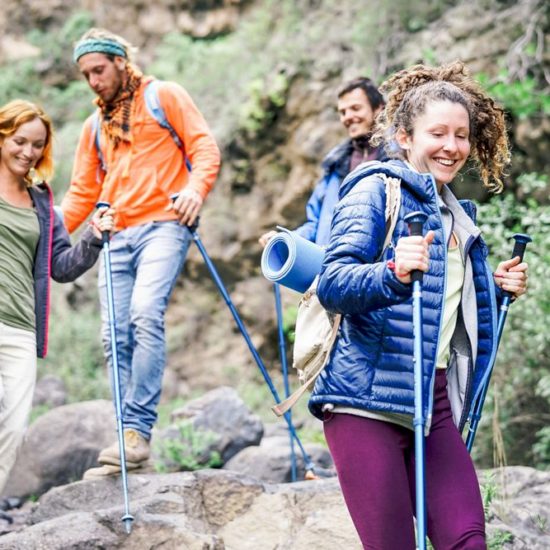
[98,221,191,440]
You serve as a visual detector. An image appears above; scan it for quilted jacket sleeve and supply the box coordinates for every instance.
[317,175,411,315]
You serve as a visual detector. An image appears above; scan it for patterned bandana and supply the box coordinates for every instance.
[73,38,127,63]
[96,64,143,149]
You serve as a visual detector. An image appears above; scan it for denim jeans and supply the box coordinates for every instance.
[98,221,191,440]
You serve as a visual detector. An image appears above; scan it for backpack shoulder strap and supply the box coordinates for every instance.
[144,79,192,171]
[382,174,401,251]
[144,80,182,149]
[91,110,107,180]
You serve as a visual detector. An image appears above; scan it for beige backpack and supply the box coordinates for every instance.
[272,175,401,416]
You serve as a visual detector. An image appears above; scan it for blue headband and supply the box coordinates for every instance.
[73,38,127,63]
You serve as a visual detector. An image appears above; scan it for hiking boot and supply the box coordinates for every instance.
[83,464,122,480]
[83,459,145,481]
[98,429,150,466]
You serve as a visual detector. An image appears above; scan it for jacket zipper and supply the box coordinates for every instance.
[424,176,444,434]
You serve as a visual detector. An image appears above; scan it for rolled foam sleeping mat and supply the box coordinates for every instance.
[261,227,325,293]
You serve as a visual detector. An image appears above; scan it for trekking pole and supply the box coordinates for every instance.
[405,211,428,550]
[273,283,297,482]
[466,233,532,453]
[96,202,134,534]
[170,196,316,478]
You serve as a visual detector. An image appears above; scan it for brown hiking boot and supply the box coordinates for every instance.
[82,464,121,480]
[98,429,150,466]
[82,462,144,480]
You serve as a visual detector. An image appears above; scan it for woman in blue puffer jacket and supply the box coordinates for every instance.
[311,62,528,549]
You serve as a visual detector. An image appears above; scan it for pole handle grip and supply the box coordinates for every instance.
[510,233,531,263]
[96,201,111,245]
[502,233,532,300]
[170,193,200,231]
[404,211,428,284]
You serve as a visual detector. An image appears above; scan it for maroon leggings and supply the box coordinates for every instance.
[323,370,486,550]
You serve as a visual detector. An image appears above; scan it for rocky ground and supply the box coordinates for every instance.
[1,467,550,549]
[1,390,549,549]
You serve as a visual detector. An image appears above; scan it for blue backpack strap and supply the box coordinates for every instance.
[91,110,107,179]
[144,80,192,172]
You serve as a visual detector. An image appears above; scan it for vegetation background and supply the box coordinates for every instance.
[1,0,548,471]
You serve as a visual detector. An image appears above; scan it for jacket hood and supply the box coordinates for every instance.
[321,139,353,177]
[321,139,389,178]
[339,159,436,203]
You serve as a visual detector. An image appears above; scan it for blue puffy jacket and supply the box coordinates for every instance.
[295,139,386,246]
[310,160,499,434]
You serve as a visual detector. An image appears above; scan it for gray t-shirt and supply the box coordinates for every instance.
[0,195,40,332]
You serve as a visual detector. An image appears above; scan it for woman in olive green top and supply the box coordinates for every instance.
[0,99,115,496]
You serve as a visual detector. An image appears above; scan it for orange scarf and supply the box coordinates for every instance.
[96,64,143,149]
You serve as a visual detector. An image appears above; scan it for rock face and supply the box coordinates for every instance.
[0,470,360,549]
[0,0,252,63]
[1,467,550,549]
[3,389,313,499]
[2,400,116,499]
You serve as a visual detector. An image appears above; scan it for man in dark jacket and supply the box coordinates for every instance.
[260,76,386,247]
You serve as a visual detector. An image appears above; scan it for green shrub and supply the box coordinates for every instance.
[39,284,109,403]
[476,71,550,120]
[481,473,515,548]
[473,172,550,468]
[154,420,223,472]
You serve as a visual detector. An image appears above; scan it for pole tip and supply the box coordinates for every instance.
[122,514,134,534]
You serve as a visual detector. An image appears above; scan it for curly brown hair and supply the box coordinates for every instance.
[372,61,510,192]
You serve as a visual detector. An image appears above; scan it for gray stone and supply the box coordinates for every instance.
[154,386,263,470]
[32,375,67,408]
[1,400,115,500]
[224,438,334,483]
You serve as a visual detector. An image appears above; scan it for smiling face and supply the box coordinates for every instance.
[78,52,126,103]
[337,87,381,139]
[396,100,471,190]
[0,117,48,182]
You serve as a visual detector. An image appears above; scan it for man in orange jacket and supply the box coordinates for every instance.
[61,28,221,478]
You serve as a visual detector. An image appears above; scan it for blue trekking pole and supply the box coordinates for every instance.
[466,233,531,453]
[96,202,134,534]
[405,211,428,550]
[273,283,297,482]
[171,196,316,478]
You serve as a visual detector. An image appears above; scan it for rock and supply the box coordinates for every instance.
[481,466,550,548]
[224,437,334,483]
[1,467,549,548]
[0,470,359,549]
[0,35,40,63]
[1,400,115,500]
[154,387,263,470]
[32,375,67,408]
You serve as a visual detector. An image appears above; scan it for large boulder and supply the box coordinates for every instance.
[224,434,334,483]
[154,386,264,470]
[2,400,115,499]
